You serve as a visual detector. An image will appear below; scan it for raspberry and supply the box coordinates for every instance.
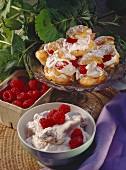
[48,50,54,54]
[47,109,57,125]
[10,78,24,89]
[12,100,23,108]
[17,92,30,102]
[28,90,42,100]
[58,104,71,114]
[47,109,57,119]
[53,110,65,125]
[23,98,35,108]
[71,128,83,139]
[66,37,78,44]
[4,85,11,91]
[55,61,69,70]
[97,63,104,69]
[41,83,49,94]
[28,79,41,90]
[22,85,31,92]
[39,117,54,129]
[3,90,15,102]
[11,87,21,95]
[79,65,87,74]
[0,90,4,100]
[70,59,78,67]
[102,55,112,62]
[69,137,84,149]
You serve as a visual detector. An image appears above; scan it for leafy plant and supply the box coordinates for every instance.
[0,0,126,82]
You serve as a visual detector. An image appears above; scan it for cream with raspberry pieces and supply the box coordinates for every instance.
[25,104,91,151]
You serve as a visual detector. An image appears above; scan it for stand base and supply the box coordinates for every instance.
[50,89,103,120]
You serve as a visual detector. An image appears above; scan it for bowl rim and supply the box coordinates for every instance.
[17,102,96,154]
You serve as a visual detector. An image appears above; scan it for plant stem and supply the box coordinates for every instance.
[18,41,37,65]
[0,40,11,45]
[11,5,34,15]
[9,13,20,20]
[98,10,116,20]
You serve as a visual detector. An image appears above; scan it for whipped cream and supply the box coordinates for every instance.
[26,111,90,152]
[46,52,76,76]
[63,35,91,53]
[76,62,106,80]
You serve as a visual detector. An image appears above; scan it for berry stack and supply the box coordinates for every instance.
[0,77,49,108]
[0,70,53,129]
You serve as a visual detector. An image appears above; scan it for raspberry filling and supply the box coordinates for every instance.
[48,49,54,54]
[55,61,69,70]
[97,63,104,69]
[70,59,78,67]
[66,37,78,44]
[102,55,112,62]
[79,65,87,74]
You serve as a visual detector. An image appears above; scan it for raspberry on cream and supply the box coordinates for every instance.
[25,104,91,151]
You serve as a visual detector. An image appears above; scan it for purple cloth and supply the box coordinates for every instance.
[42,93,126,170]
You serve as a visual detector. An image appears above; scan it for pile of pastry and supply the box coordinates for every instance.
[35,25,120,87]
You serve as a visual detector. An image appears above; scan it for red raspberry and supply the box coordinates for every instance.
[79,65,87,74]
[23,98,35,108]
[69,137,84,149]
[97,63,104,69]
[71,128,83,139]
[12,100,23,108]
[41,83,49,94]
[11,87,21,95]
[48,50,54,54]
[3,85,11,91]
[10,78,24,89]
[66,37,78,44]
[47,109,57,125]
[39,117,54,129]
[102,55,112,62]
[70,59,78,67]
[17,92,30,102]
[28,90,42,100]
[47,109,57,119]
[28,79,41,90]
[3,90,15,102]
[58,104,71,114]
[22,85,31,92]
[55,61,69,70]
[0,90,4,100]
[53,110,65,125]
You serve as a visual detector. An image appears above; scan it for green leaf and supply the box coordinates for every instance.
[35,0,97,42]
[122,43,126,50]
[11,33,25,55]
[2,60,18,72]
[98,21,119,26]
[1,0,11,18]
[2,18,22,30]
[0,51,17,71]
[0,0,6,10]
[35,8,66,43]
[2,25,12,43]
[22,2,33,10]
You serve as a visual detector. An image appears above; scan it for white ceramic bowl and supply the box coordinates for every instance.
[17,102,96,168]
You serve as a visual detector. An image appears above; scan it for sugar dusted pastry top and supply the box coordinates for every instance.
[35,25,120,87]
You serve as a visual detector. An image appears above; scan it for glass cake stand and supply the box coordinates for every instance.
[26,40,126,117]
